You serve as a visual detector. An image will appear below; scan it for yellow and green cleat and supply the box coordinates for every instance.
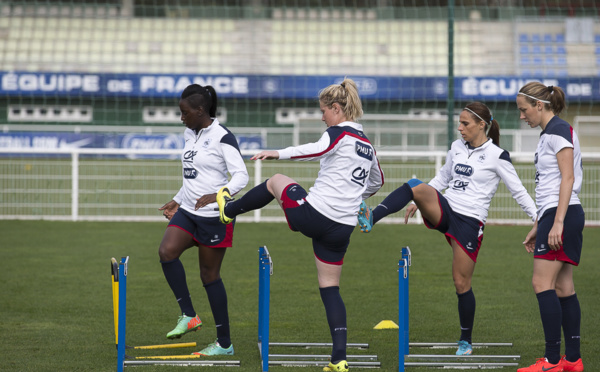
[323,360,349,372]
[216,187,234,224]
[166,314,202,339]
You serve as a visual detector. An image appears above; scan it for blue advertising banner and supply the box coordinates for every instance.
[1,71,598,101]
[0,131,263,158]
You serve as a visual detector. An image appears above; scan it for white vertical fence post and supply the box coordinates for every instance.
[71,150,79,221]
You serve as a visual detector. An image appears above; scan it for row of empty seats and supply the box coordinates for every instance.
[1,15,599,76]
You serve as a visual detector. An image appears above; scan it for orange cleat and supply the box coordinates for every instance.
[517,358,563,372]
[560,355,583,372]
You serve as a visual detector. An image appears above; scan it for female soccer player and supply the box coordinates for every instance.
[157,84,249,356]
[358,102,537,356]
[216,78,384,372]
[516,83,584,372]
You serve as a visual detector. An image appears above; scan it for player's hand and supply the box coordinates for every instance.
[548,221,564,251]
[523,226,537,253]
[404,204,418,224]
[251,150,279,160]
[195,193,217,210]
[159,200,179,221]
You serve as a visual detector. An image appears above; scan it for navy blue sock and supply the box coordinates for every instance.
[204,278,231,348]
[372,183,414,224]
[457,288,475,344]
[536,289,562,364]
[225,180,274,218]
[559,293,581,362]
[319,286,347,363]
[161,258,195,317]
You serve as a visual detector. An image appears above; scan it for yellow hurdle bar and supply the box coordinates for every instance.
[130,342,197,350]
[131,354,202,360]
[111,257,119,346]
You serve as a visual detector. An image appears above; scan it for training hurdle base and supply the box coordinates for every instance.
[112,257,241,371]
[397,247,520,370]
[257,246,381,371]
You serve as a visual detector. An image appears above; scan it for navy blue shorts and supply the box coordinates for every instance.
[169,208,235,248]
[535,204,584,265]
[423,191,484,262]
[280,183,354,265]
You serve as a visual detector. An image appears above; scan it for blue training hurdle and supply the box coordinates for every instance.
[257,246,381,371]
[397,247,520,370]
[114,256,240,370]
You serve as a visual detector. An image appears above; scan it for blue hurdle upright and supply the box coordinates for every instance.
[113,257,240,370]
[257,246,380,371]
[397,247,520,370]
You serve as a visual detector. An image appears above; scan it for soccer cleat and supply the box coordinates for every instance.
[357,201,373,233]
[166,314,202,339]
[192,340,234,356]
[216,187,234,224]
[560,355,583,372]
[456,340,473,356]
[323,360,349,372]
[517,358,563,372]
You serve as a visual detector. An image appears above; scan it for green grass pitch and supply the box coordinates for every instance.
[0,220,598,371]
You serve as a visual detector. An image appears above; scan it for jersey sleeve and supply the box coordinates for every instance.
[277,131,333,161]
[173,187,184,205]
[496,150,537,221]
[220,133,249,196]
[427,149,453,192]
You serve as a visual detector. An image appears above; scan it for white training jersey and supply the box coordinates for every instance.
[173,119,249,217]
[277,121,384,226]
[534,116,582,219]
[428,138,537,224]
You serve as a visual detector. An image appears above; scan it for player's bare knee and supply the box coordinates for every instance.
[158,243,179,262]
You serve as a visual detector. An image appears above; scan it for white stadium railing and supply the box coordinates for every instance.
[1,148,599,226]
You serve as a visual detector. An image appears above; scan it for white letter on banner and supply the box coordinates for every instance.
[65,75,82,91]
[19,74,38,91]
[480,79,499,96]
[174,77,192,93]
[462,77,479,96]
[39,75,57,91]
[140,76,156,92]
[233,77,249,94]
[2,73,18,90]
[213,77,231,94]
[193,77,209,86]
[499,79,517,96]
[83,75,100,92]
[156,76,175,92]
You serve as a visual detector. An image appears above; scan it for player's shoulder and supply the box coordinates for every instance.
[543,116,573,141]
